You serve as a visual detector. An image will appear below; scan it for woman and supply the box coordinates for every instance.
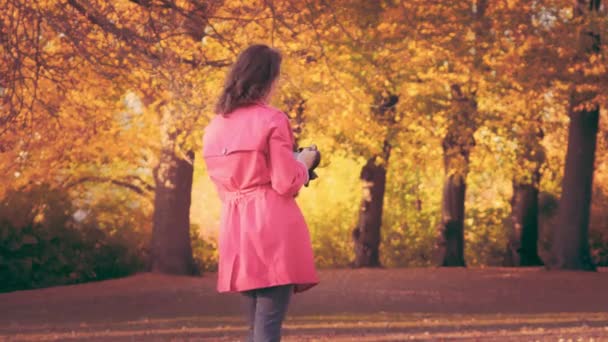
[202,44,319,342]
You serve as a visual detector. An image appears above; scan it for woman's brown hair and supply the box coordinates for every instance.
[215,44,282,115]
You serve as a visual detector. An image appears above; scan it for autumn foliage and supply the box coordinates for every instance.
[1,0,607,290]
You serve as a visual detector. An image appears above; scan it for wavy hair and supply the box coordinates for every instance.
[215,44,282,115]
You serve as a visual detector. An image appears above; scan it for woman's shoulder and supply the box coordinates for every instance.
[204,103,288,138]
[250,102,287,121]
[256,104,294,130]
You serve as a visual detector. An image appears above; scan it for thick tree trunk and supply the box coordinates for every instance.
[505,182,544,266]
[150,107,195,275]
[436,84,476,267]
[548,0,600,271]
[352,151,388,268]
[351,94,398,268]
[549,105,599,270]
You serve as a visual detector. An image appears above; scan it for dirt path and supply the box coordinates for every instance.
[1,268,607,341]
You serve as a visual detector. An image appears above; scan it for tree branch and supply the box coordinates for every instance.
[64,176,155,196]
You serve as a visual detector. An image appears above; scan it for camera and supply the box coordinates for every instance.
[294,145,321,187]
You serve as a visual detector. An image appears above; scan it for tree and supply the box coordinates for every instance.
[490,3,551,267]
[438,84,478,266]
[1,0,234,275]
[505,123,545,266]
[549,0,602,271]
[285,0,430,267]
[431,0,493,267]
[352,95,399,267]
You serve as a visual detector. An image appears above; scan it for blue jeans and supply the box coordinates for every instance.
[241,285,294,342]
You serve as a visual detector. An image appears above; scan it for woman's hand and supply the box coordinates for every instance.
[296,148,318,169]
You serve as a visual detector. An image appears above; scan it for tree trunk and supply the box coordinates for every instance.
[439,173,466,266]
[436,84,476,267]
[505,128,545,267]
[436,0,488,267]
[351,93,398,268]
[150,107,195,275]
[352,147,389,268]
[505,182,544,266]
[548,0,600,271]
[549,104,599,270]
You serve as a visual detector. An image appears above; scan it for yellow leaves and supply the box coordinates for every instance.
[376,22,399,39]
[405,84,419,97]
[0,2,602,221]
[584,57,607,77]
[465,29,476,42]
[377,22,392,33]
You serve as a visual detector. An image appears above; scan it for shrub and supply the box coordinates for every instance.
[0,185,146,292]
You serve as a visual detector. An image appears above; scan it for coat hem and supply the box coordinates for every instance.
[218,280,319,294]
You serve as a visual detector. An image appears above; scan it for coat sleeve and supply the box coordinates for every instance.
[267,113,309,197]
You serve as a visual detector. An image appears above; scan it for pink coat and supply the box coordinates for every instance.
[202,103,319,294]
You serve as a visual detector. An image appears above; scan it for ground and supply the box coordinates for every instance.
[1,268,608,341]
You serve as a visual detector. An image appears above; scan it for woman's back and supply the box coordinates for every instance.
[203,103,278,193]
[202,102,318,293]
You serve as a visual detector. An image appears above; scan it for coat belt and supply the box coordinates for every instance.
[223,184,269,202]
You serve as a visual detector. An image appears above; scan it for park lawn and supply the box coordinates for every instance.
[1,268,607,341]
